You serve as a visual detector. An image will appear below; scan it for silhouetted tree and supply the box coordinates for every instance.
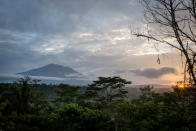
[55,84,82,105]
[134,0,196,85]
[85,76,131,109]
[2,77,48,115]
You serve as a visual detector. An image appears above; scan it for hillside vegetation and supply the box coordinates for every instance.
[0,76,196,131]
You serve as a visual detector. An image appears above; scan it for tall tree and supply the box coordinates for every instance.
[134,0,196,85]
[55,84,82,105]
[85,76,131,109]
[2,77,47,115]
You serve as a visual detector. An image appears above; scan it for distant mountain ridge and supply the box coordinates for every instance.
[17,63,84,78]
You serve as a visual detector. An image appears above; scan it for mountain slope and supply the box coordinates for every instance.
[17,63,83,78]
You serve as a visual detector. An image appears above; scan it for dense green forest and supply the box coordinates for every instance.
[0,76,196,131]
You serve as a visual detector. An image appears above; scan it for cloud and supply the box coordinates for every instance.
[0,0,182,84]
[130,67,178,78]
[0,0,143,34]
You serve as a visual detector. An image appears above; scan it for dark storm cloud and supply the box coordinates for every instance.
[0,0,80,34]
[130,67,178,78]
[0,0,142,33]
[0,42,34,73]
[0,41,51,74]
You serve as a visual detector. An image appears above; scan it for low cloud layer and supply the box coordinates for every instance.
[130,67,178,78]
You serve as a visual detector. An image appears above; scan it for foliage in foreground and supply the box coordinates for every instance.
[0,77,196,131]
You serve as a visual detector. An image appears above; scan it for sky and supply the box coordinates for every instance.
[0,0,185,85]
